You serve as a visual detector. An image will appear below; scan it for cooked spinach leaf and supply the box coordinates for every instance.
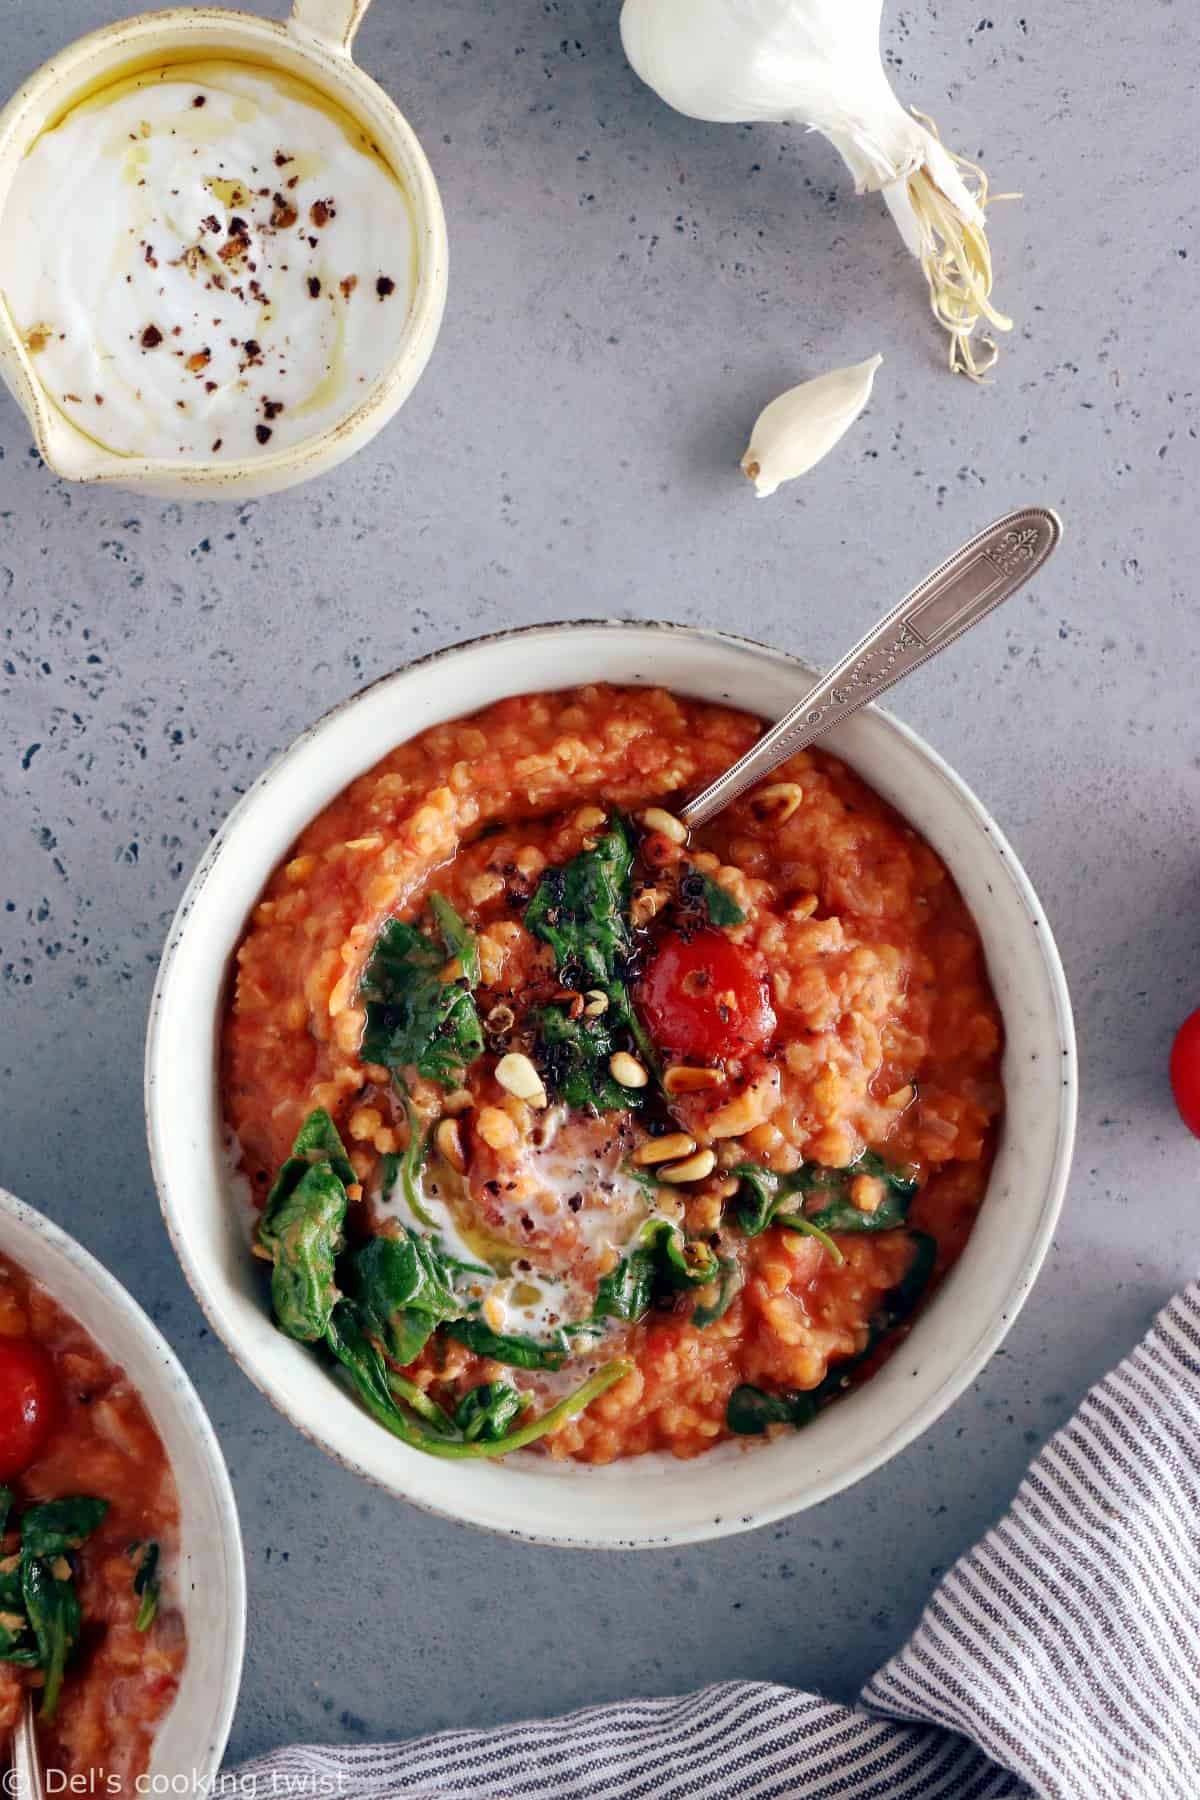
[526,815,658,1099]
[260,1105,355,1230]
[533,1003,630,1114]
[455,1380,530,1443]
[593,1217,720,1324]
[445,1318,573,1371]
[727,1230,937,1436]
[680,867,746,928]
[129,1540,160,1632]
[326,1300,628,1458]
[22,1556,80,1721]
[265,1162,348,1343]
[18,1498,109,1560]
[0,1499,106,1718]
[379,1104,439,1230]
[258,1110,353,1342]
[525,813,636,986]
[727,1385,817,1434]
[430,892,481,984]
[802,1151,919,1233]
[359,897,484,1089]
[593,1248,655,1324]
[691,1256,744,1329]
[354,1229,466,1366]
[732,1150,917,1250]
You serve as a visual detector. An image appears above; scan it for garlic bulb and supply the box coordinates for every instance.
[741,353,881,496]
[620,0,1011,379]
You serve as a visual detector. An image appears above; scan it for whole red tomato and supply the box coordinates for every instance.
[638,928,776,1062]
[0,1338,60,1480]
[1170,1007,1200,1138]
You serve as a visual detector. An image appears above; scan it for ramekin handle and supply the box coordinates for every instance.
[288,0,373,55]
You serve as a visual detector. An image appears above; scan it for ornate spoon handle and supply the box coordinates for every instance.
[12,1692,45,1800]
[681,506,1062,830]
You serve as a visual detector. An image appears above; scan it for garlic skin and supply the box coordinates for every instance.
[741,353,882,497]
[620,0,1010,378]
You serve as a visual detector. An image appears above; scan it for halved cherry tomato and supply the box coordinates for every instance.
[1170,1007,1200,1138]
[638,928,776,1062]
[0,1338,60,1480]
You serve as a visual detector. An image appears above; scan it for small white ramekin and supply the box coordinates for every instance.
[0,1186,246,1778]
[146,622,1077,1548]
[0,2,447,499]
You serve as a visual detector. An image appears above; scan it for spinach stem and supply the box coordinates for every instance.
[773,1213,845,1265]
[374,1360,631,1460]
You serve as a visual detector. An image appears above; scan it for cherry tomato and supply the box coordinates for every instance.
[638,928,776,1062]
[0,1338,60,1480]
[1170,1007,1200,1138]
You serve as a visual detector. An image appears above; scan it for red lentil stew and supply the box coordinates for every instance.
[0,1255,185,1789]
[223,684,1003,1464]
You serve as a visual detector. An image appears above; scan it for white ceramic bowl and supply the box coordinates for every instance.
[146,622,1077,1549]
[0,1187,245,1777]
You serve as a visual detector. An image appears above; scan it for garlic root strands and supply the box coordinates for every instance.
[620,0,1013,379]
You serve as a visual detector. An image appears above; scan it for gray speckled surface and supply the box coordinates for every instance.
[1,0,1196,1763]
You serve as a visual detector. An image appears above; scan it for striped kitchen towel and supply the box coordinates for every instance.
[231,1282,1200,1800]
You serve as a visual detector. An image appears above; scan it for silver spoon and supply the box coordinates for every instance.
[11,1692,45,1800]
[680,505,1062,830]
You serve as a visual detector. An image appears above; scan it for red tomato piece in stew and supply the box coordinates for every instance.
[0,1338,60,1480]
[638,928,776,1061]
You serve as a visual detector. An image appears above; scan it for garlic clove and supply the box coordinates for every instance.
[740,353,883,498]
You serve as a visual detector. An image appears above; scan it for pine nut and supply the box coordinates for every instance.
[750,782,803,825]
[884,1083,915,1110]
[582,989,609,1017]
[631,887,666,925]
[435,1118,467,1173]
[609,1051,649,1089]
[632,1132,697,1167]
[494,1052,548,1108]
[575,805,607,832]
[442,1088,474,1116]
[663,1065,725,1095]
[639,807,688,845]
[658,1149,717,1184]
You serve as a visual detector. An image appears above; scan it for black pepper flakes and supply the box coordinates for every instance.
[375,276,396,299]
[212,438,222,451]
[255,424,272,444]
[140,324,163,348]
[307,276,321,298]
[193,94,206,107]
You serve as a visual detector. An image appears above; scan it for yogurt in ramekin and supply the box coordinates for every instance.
[0,3,447,499]
[1,61,415,463]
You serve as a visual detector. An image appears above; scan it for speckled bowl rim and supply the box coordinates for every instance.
[0,1185,246,1778]
[146,619,1077,1548]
